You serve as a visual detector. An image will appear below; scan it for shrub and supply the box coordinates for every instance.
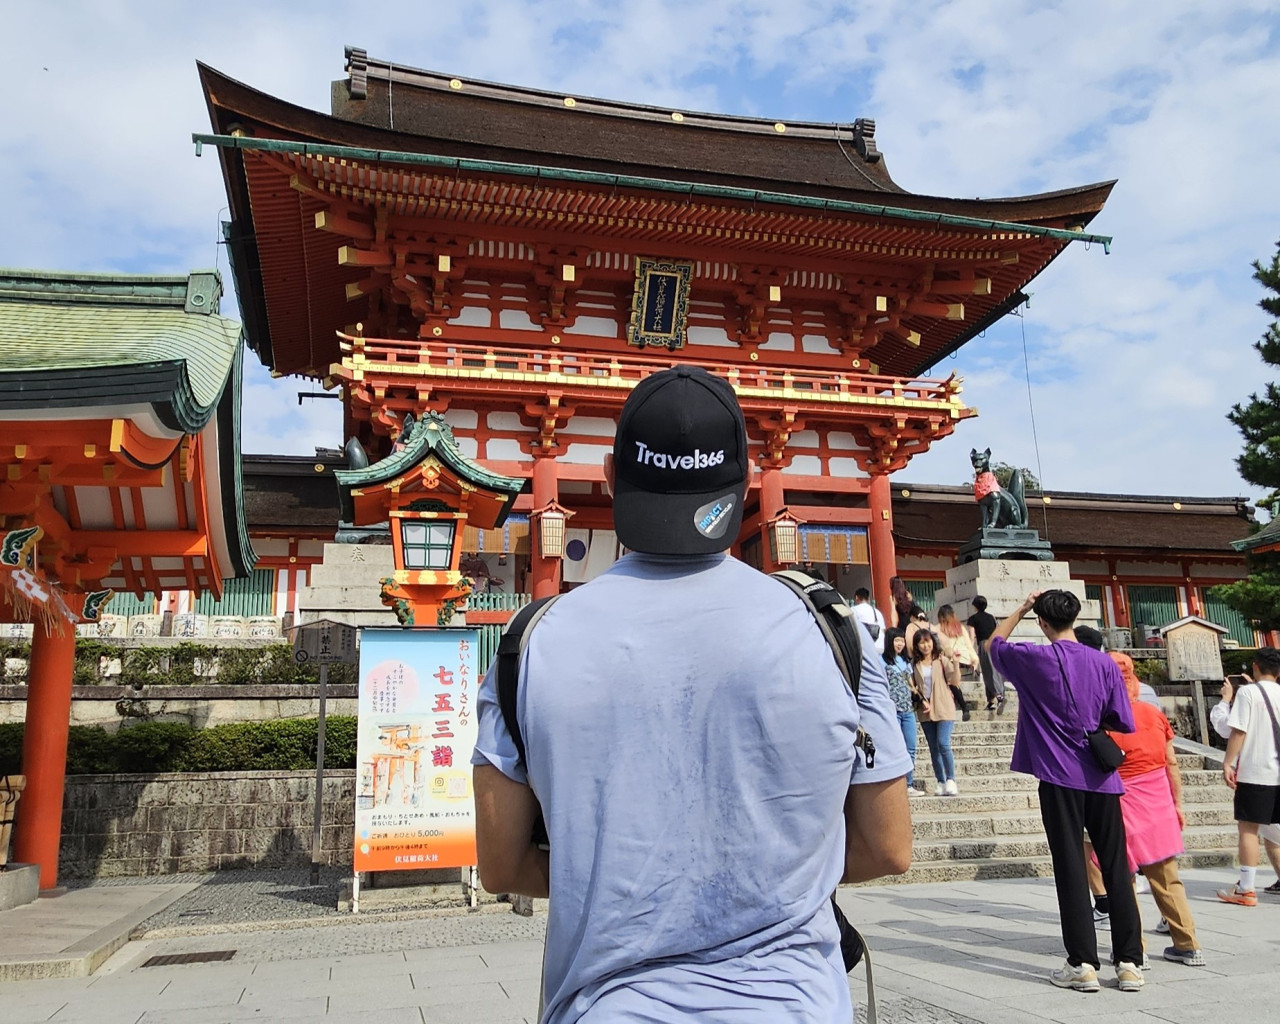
[0,717,359,775]
[1132,657,1168,686]
[113,721,197,773]
[64,726,121,774]
[0,722,22,774]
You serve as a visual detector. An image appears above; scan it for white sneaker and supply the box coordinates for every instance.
[934,782,946,796]
[1049,960,1099,992]
[1155,917,1170,934]
[1116,961,1144,992]
[1134,873,1150,894]
[907,785,924,797]
[944,779,959,796]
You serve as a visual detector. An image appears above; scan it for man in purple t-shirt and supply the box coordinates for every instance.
[986,590,1143,994]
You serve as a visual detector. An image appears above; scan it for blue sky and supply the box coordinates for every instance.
[5,1,1280,500]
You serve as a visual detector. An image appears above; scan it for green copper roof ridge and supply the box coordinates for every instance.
[335,412,525,522]
[192,133,1113,252]
[0,268,222,305]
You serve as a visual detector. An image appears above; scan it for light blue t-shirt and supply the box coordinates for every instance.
[472,553,910,1023]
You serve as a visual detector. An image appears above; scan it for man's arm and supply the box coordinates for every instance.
[984,591,1040,651]
[473,764,550,897]
[1223,728,1246,789]
[842,778,912,883]
[1210,699,1233,740]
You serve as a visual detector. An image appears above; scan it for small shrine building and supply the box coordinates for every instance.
[198,47,1115,614]
[0,269,255,888]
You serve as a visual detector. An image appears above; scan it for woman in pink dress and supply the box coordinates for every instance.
[1105,652,1205,967]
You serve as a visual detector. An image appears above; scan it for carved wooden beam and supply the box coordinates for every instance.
[752,408,804,468]
[931,276,992,296]
[523,393,575,455]
[315,208,375,240]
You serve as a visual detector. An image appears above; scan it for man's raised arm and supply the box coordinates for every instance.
[984,591,1041,652]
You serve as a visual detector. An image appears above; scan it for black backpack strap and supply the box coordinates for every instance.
[770,570,863,696]
[496,595,560,772]
[771,570,875,769]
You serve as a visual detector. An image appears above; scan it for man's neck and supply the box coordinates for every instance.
[1043,626,1077,643]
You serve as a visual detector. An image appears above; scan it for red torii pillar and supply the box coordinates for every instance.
[13,617,77,890]
[868,473,898,623]
[757,467,786,574]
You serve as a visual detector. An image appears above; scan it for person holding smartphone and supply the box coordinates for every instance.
[1208,665,1280,901]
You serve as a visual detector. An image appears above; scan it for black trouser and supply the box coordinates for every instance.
[978,645,1003,702]
[1038,781,1142,969]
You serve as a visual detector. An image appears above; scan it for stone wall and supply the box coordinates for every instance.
[0,684,358,730]
[58,770,356,878]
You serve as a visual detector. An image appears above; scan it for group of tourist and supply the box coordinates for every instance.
[469,367,1280,1021]
[983,589,1280,996]
[882,605,965,796]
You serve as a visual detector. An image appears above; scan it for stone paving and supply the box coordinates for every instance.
[3,867,1277,1022]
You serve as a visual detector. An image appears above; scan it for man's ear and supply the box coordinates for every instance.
[603,453,615,498]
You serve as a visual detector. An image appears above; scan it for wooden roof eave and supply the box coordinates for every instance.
[192,346,256,595]
[197,63,1115,231]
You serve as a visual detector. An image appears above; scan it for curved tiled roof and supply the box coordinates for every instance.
[0,269,241,433]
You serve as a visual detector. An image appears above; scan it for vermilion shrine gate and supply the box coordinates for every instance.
[198,48,1112,614]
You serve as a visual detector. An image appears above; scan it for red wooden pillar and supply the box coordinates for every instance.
[13,617,77,890]
[1111,580,1131,629]
[530,456,561,600]
[758,467,785,573]
[868,473,897,620]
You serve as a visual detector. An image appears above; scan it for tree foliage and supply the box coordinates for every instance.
[1228,241,1280,507]
[992,462,1041,492]
[1218,240,1280,628]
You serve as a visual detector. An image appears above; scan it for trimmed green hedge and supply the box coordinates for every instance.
[0,717,358,775]
[0,639,358,688]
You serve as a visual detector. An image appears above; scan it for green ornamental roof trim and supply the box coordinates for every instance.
[192,134,1113,252]
[0,268,241,434]
[335,412,526,524]
[1231,516,1280,553]
[219,339,258,578]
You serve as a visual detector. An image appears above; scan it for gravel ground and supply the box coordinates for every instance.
[70,867,514,935]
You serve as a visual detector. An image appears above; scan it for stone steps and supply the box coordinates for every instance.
[854,847,1237,888]
[909,824,1239,863]
[909,806,1236,841]
[881,709,1241,884]
[910,755,1210,777]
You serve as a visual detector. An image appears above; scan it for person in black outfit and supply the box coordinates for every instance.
[967,596,1003,711]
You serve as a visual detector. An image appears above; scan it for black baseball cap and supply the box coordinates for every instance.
[612,365,750,555]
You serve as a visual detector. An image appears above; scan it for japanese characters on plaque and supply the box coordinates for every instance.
[354,628,480,871]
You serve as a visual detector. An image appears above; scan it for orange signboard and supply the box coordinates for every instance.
[354,628,479,871]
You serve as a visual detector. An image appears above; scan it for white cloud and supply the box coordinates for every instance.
[4,0,1280,499]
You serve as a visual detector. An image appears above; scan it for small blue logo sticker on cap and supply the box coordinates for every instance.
[693,494,736,539]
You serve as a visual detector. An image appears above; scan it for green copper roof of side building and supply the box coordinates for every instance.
[0,269,242,434]
[0,267,255,581]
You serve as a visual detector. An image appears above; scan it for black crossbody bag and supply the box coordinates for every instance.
[1051,643,1126,772]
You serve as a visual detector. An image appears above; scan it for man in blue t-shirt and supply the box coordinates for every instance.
[472,365,913,1023]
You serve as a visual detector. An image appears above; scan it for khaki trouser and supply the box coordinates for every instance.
[1140,857,1199,952]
